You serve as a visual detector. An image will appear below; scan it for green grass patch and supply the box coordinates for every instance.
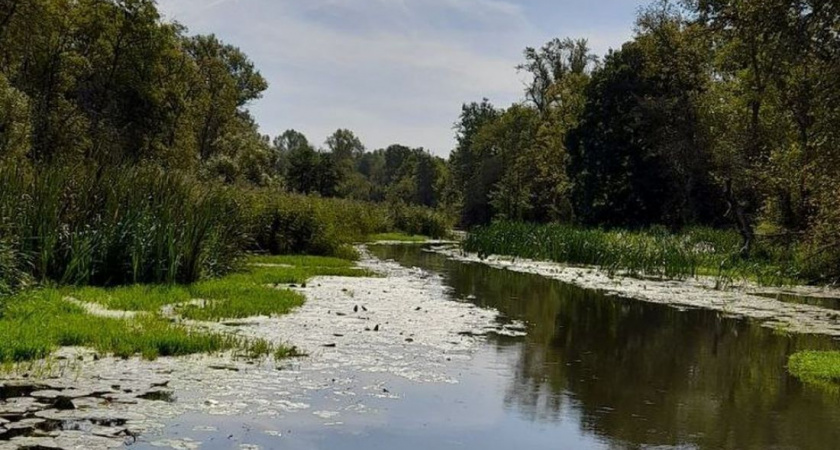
[247,254,357,268]
[367,233,430,243]
[69,255,373,321]
[0,253,372,363]
[182,278,304,321]
[788,351,840,393]
[68,284,192,312]
[0,289,263,363]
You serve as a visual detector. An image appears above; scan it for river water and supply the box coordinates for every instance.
[124,244,840,450]
[364,245,840,450]
[6,244,839,449]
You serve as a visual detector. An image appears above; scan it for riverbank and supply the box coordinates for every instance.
[0,247,517,448]
[432,245,840,337]
[463,222,838,286]
[0,255,374,365]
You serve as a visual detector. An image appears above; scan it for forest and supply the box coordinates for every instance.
[1,0,839,294]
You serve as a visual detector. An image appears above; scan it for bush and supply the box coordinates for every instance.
[390,203,451,238]
[241,190,450,257]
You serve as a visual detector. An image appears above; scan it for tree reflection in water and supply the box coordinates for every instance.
[370,245,840,450]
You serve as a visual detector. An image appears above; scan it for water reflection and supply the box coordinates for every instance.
[370,245,840,450]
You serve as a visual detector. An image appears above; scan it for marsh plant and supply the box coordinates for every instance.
[464,222,807,285]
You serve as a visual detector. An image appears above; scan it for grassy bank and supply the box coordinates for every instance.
[0,163,451,296]
[463,222,808,285]
[788,351,840,393]
[0,161,450,364]
[0,255,368,364]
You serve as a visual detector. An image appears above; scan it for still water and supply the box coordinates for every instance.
[142,245,840,450]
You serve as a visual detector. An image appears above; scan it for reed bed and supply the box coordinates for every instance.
[0,163,451,296]
[463,222,804,285]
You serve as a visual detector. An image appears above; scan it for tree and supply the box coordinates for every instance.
[449,99,501,226]
[518,38,598,114]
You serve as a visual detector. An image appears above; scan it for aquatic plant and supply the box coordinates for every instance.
[463,222,804,285]
[788,351,840,394]
[0,163,244,287]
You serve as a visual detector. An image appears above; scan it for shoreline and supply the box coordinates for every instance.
[430,245,840,338]
[0,247,515,449]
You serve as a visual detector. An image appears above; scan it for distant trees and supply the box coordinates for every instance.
[446,0,840,280]
[267,129,448,208]
[1,0,837,280]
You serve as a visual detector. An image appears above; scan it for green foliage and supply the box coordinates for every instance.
[389,203,451,238]
[0,289,250,363]
[789,351,840,393]
[464,222,805,284]
[0,163,244,287]
[446,1,840,283]
[241,189,450,258]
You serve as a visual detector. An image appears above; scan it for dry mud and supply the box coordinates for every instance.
[431,245,840,337]
[0,248,519,449]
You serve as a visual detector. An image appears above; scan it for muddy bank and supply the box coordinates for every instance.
[1,248,517,449]
[431,246,840,337]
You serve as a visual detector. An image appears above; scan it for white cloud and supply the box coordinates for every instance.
[157,0,641,155]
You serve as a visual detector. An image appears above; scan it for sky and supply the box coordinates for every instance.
[157,0,649,156]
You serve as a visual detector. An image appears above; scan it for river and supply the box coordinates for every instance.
[3,244,840,449]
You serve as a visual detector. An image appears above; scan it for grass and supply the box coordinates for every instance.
[0,254,370,364]
[367,233,430,243]
[788,351,840,393]
[463,222,806,286]
[0,289,253,363]
[69,255,372,320]
[0,163,451,299]
[246,254,357,267]
[0,163,245,287]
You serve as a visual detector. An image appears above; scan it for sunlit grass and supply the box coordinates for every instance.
[367,233,430,243]
[68,284,192,312]
[788,351,840,393]
[0,254,371,363]
[0,289,253,363]
[247,254,358,268]
[464,222,805,286]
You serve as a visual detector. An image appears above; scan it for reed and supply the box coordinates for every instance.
[463,222,803,285]
[0,163,244,287]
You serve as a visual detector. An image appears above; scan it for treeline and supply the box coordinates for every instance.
[273,129,449,208]
[0,0,448,209]
[449,0,840,282]
[0,0,449,294]
[2,0,838,286]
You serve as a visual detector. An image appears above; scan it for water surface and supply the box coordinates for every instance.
[367,245,840,450]
[135,245,840,450]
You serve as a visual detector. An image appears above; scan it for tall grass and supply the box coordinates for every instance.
[241,189,451,258]
[464,222,805,285]
[0,163,244,287]
[1,164,450,292]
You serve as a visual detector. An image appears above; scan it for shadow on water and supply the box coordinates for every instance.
[370,244,840,450]
[752,292,840,311]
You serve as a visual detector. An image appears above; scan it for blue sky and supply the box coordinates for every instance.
[157,0,648,155]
